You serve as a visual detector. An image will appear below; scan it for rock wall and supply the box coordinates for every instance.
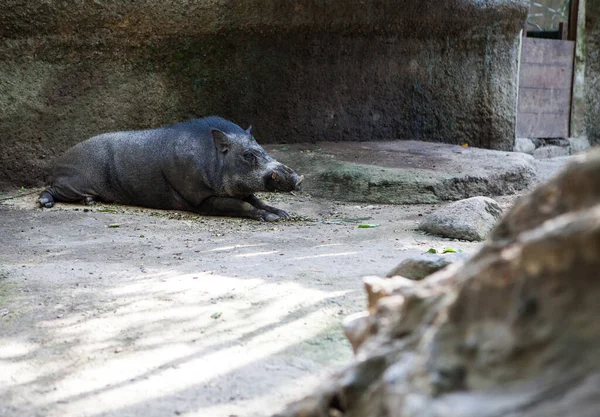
[0,0,526,188]
[586,0,600,145]
[570,0,587,138]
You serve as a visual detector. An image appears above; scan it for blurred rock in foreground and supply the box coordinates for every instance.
[274,149,600,417]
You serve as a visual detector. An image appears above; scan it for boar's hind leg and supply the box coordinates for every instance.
[197,196,281,222]
[243,195,290,219]
[38,186,96,208]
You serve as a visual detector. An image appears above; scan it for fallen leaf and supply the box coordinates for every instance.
[358,224,380,229]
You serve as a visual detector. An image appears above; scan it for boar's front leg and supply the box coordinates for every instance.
[196,196,282,222]
[243,194,290,220]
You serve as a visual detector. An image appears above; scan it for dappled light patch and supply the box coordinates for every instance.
[292,252,360,261]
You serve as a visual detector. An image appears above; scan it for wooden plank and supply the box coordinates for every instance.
[516,113,569,138]
[517,38,575,138]
[520,38,575,67]
[517,87,572,114]
[519,62,573,89]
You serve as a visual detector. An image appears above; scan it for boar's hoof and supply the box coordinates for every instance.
[38,190,55,208]
[269,208,290,220]
[39,198,54,208]
[261,212,282,222]
[84,196,96,206]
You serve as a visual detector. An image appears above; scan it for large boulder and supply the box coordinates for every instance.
[0,0,526,188]
[418,196,503,241]
[267,141,537,205]
[274,149,600,417]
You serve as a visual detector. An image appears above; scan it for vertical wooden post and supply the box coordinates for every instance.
[568,0,580,41]
[559,22,567,40]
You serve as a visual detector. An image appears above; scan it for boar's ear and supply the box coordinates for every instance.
[245,125,253,134]
[211,129,230,154]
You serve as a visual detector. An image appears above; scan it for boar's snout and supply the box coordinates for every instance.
[265,164,304,192]
[294,174,305,191]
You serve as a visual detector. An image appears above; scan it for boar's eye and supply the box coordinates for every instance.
[243,151,257,164]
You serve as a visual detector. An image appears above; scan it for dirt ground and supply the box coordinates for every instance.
[0,189,518,417]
